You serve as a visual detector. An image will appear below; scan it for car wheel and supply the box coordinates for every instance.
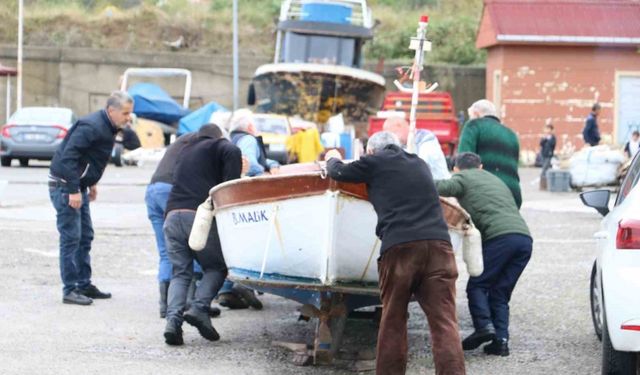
[112,144,123,167]
[19,158,29,167]
[591,260,603,341]
[0,157,11,167]
[602,305,639,374]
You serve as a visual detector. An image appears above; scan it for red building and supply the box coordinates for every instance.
[476,0,640,153]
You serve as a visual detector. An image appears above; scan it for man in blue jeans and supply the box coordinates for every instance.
[146,132,201,318]
[49,91,133,305]
[436,152,532,356]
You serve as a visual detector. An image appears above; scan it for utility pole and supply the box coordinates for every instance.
[232,0,239,111]
[17,0,24,110]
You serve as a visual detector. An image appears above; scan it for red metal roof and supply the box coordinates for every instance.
[477,0,640,48]
[0,64,17,77]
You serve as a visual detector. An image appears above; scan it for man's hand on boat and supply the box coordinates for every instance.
[324,149,343,161]
[267,166,280,175]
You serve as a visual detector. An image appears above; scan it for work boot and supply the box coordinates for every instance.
[159,281,170,319]
[208,306,221,318]
[218,292,249,309]
[462,325,496,350]
[62,290,93,306]
[183,307,220,341]
[164,319,184,346]
[77,284,111,299]
[484,338,509,356]
[232,285,263,310]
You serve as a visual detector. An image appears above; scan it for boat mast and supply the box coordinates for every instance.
[406,15,430,154]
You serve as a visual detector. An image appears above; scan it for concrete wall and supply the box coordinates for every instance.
[0,46,485,130]
[486,45,640,152]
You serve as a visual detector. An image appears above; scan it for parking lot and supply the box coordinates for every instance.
[0,163,602,374]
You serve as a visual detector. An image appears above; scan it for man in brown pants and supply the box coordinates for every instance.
[326,131,465,375]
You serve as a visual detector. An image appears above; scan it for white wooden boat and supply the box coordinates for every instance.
[211,163,470,302]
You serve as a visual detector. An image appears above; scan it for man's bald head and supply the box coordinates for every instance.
[382,117,409,144]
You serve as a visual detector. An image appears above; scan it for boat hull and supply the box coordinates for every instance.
[210,167,469,308]
[251,63,386,126]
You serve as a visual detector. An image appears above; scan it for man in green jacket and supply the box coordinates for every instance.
[459,100,522,208]
[436,152,532,357]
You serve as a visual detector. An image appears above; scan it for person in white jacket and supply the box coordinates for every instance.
[383,117,451,180]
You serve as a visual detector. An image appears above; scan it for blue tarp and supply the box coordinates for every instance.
[128,83,190,125]
[177,101,228,135]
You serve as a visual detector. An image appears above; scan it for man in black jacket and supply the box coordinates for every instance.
[48,91,133,305]
[162,124,242,346]
[325,131,466,375]
[539,123,556,190]
[582,103,601,147]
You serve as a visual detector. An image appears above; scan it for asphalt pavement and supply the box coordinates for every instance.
[0,162,602,374]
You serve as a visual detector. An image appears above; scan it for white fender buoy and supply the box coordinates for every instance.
[462,224,484,277]
[189,197,215,251]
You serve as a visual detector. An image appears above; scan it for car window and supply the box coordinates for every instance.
[253,117,288,135]
[9,108,73,126]
[616,152,640,206]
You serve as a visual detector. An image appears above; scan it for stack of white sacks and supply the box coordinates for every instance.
[569,145,625,187]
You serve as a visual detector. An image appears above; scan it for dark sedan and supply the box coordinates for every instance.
[1,107,75,167]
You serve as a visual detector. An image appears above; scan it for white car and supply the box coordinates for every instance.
[581,152,640,374]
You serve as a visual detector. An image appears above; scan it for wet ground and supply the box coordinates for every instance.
[0,162,602,374]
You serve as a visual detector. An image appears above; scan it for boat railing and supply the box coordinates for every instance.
[279,0,372,28]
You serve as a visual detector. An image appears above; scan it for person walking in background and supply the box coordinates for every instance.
[326,131,466,375]
[459,99,522,208]
[48,91,133,305]
[539,123,556,190]
[383,116,451,180]
[582,103,601,147]
[162,124,241,346]
[436,152,532,357]
[624,130,639,159]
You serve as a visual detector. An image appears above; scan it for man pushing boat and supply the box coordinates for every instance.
[325,131,466,375]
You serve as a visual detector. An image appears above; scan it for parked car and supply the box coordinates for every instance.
[1,107,76,167]
[581,151,640,374]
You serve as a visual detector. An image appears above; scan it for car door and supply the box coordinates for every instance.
[600,152,640,332]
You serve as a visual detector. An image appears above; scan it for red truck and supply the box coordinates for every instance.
[367,91,460,156]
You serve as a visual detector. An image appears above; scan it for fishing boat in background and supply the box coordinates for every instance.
[248,0,386,127]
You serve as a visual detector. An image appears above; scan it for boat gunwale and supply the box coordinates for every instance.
[210,171,471,230]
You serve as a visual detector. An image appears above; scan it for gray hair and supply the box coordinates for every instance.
[469,99,497,118]
[367,131,401,154]
[229,108,254,133]
[106,91,133,109]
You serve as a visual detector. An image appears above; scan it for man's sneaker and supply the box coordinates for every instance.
[462,326,496,350]
[218,292,249,309]
[62,291,93,306]
[484,338,509,357]
[232,285,263,310]
[184,307,220,341]
[77,284,112,299]
[164,320,184,346]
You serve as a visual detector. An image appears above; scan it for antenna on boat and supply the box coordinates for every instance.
[404,15,438,154]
